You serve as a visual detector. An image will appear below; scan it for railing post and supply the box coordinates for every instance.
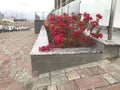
[79,0,81,13]
[58,9,59,15]
[61,7,63,14]
[67,1,69,14]
[108,0,117,40]
[43,12,44,20]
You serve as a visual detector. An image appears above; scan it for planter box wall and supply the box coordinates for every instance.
[31,26,120,76]
[31,26,105,76]
[31,53,103,75]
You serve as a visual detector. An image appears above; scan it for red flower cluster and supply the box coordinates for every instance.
[39,12,103,51]
[96,14,102,19]
[91,32,103,38]
[39,44,52,51]
[52,34,65,47]
[91,21,98,27]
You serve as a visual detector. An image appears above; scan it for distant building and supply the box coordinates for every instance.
[0,12,4,19]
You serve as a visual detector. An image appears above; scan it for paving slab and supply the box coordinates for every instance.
[51,69,65,76]
[75,75,109,90]
[47,85,57,90]
[98,59,111,65]
[101,73,118,84]
[100,83,120,90]
[87,66,105,76]
[79,62,99,69]
[65,66,80,72]
[66,71,81,80]
[110,72,120,81]
[57,81,79,90]
[32,76,50,89]
[39,72,50,78]
[77,69,93,78]
[99,64,120,73]
[51,73,68,85]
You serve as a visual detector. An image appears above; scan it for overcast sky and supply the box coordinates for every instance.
[0,0,54,12]
[0,0,54,19]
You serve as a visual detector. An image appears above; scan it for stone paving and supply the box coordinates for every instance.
[28,58,120,90]
[0,29,38,90]
[0,29,120,90]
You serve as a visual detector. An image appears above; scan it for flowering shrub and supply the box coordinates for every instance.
[39,12,103,51]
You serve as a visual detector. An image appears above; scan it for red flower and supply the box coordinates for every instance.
[79,36,90,44]
[80,26,87,31]
[51,29,57,37]
[91,21,98,27]
[90,32,103,38]
[52,34,65,47]
[98,33,103,38]
[68,40,74,47]
[78,21,85,26]
[71,30,82,39]
[78,13,82,16]
[96,14,102,19]
[83,12,90,17]
[39,44,52,51]
[90,32,97,38]
[83,16,93,22]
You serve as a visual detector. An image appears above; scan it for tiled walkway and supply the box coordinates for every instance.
[29,58,120,90]
[0,30,38,90]
[0,29,120,90]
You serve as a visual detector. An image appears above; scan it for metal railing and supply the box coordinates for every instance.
[52,0,117,40]
[54,0,73,11]
[52,0,81,15]
[34,0,117,40]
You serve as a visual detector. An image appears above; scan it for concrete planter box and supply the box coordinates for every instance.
[31,26,107,76]
[31,26,120,76]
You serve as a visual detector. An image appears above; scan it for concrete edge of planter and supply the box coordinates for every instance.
[30,25,49,55]
[92,37,120,45]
